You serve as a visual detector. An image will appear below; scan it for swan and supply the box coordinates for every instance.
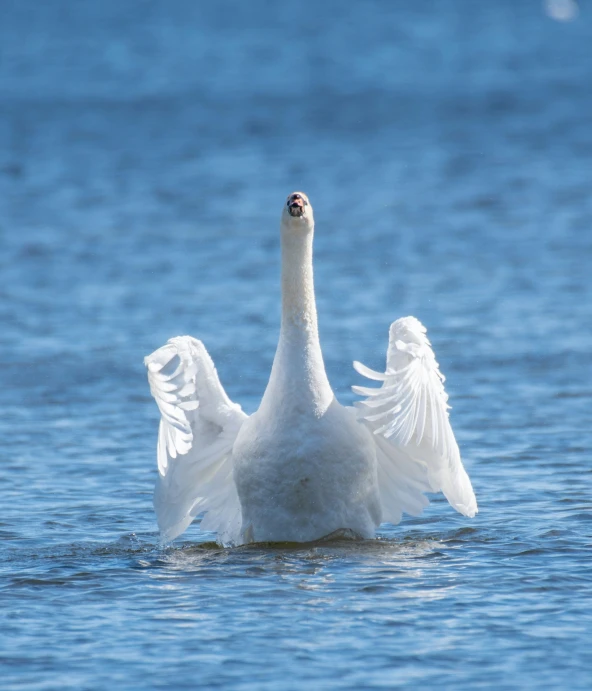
[145,192,478,545]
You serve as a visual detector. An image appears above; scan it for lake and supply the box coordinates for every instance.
[0,1,591,688]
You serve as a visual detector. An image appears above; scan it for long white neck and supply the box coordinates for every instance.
[280,227,319,333]
[260,223,333,416]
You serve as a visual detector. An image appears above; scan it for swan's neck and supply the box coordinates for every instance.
[280,229,318,332]
[261,226,333,415]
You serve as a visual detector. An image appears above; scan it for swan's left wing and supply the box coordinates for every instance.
[145,336,247,544]
[353,317,477,523]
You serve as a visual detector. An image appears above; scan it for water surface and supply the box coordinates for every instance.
[1,1,591,689]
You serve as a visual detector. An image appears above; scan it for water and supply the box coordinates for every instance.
[1,1,591,688]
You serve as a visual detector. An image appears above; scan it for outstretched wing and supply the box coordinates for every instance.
[353,317,477,523]
[145,336,247,543]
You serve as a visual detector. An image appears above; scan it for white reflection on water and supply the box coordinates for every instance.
[146,535,450,601]
[544,0,579,21]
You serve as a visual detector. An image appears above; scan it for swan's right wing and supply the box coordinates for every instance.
[353,317,477,523]
[145,336,247,544]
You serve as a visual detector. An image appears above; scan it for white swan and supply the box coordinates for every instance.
[145,192,477,545]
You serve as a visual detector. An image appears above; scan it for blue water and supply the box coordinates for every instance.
[1,1,591,689]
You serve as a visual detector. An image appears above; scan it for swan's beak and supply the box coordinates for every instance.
[287,193,305,218]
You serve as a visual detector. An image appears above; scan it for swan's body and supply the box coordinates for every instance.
[145,192,477,545]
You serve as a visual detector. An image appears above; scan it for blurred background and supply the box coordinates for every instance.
[1,1,591,689]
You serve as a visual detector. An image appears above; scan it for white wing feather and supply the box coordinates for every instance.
[353,317,477,522]
[145,336,247,544]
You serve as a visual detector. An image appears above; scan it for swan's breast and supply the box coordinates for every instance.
[232,401,381,542]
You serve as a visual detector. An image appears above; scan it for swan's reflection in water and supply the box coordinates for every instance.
[141,532,456,608]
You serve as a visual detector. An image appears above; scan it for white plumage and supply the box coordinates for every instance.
[145,192,477,545]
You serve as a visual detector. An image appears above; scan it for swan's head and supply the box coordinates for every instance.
[281,191,314,231]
